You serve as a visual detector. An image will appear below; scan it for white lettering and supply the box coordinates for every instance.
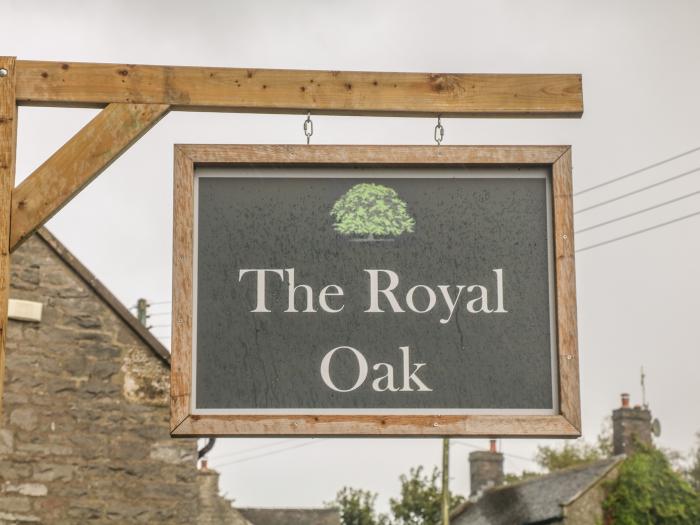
[371,363,399,392]
[285,268,316,313]
[319,285,345,313]
[466,285,493,313]
[400,346,432,391]
[238,269,285,313]
[437,285,466,324]
[365,269,404,313]
[320,346,368,392]
[493,268,507,313]
[406,285,437,314]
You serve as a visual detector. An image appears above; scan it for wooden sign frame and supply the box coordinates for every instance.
[170,144,580,438]
[0,56,582,425]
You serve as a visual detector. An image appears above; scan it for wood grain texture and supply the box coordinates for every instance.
[552,148,581,432]
[179,144,570,165]
[171,146,194,433]
[172,414,580,438]
[16,60,583,118]
[171,145,582,437]
[9,103,169,251]
[0,57,17,421]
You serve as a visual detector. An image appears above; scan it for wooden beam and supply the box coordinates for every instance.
[9,103,169,251]
[15,60,583,117]
[0,57,17,420]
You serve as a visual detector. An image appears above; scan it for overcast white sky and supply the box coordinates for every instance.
[4,0,700,511]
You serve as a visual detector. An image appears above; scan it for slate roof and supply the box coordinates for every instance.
[452,457,623,525]
[239,507,341,525]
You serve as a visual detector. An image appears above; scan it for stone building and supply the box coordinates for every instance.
[451,394,654,525]
[0,229,338,524]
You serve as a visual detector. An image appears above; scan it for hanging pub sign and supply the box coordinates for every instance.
[170,145,580,437]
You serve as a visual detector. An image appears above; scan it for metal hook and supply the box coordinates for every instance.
[304,112,313,145]
[434,116,444,146]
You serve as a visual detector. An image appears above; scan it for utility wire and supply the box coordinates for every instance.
[452,441,539,464]
[575,166,700,214]
[576,188,700,234]
[574,145,700,196]
[577,209,700,253]
[212,439,325,469]
[209,439,299,462]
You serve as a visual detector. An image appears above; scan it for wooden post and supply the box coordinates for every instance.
[136,298,148,327]
[0,57,17,420]
[442,437,450,525]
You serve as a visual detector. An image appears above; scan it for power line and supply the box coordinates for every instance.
[577,209,700,253]
[574,145,700,196]
[208,439,299,462]
[212,439,326,469]
[452,441,539,464]
[576,188,700,234]
[575,166,700,214]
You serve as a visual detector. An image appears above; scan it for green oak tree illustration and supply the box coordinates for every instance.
[330,183,415,240]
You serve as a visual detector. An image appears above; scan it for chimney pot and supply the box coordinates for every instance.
[201,459,208,470]
[489,439,497,453]
[621,393,630,408]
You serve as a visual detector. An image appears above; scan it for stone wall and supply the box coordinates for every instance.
[612,405,652,455]
[197,463,252,525]
[468,450,504,496]
[563,462,621,524]
[0,234,199,524]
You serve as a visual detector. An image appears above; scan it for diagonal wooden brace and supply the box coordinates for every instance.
[9,102,169,252]
[0,57,17,421]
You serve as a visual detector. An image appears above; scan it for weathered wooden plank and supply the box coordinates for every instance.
[552,148,581,432]
[0,57,17,421]
[9,103,169,251]
[171,414,581,438]
[16,60,583,117]
[179,144,570,165]
[171,146,194,432]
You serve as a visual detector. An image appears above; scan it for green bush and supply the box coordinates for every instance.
[603,445,700,524]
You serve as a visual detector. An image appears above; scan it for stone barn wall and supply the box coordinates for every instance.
[0,231,199,524]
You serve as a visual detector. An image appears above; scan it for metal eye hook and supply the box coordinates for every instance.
[434,116,444,146]
[304,112,314,145]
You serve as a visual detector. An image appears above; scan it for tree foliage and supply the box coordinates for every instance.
[331,183,415,239]
[389,466,463,525]
[331,466,463,525]
[603,445,700,524]
[688,432,700,494]
[533,418,613,473]
[535,439,605,472]
[332,487,389,525]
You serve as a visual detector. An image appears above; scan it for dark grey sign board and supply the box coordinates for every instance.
[171,145,580,437]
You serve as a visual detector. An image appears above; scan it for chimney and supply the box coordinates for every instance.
[469,439,504,497]
[612,393,652,455]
